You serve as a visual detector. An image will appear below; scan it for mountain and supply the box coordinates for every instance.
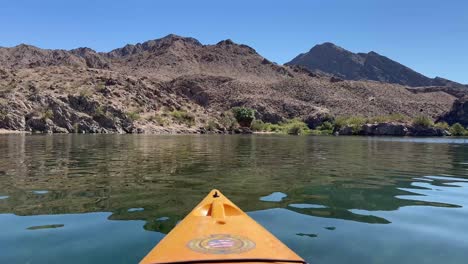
[0,35,458,134]
[286,42,466,88]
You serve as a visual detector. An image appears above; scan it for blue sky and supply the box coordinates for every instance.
[1,0,467,83]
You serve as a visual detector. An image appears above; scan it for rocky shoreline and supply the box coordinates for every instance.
[0,123,456,137]
[336,122,448,137]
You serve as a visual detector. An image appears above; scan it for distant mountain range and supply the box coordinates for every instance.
[0,35,463,133]
[286,42,467,88]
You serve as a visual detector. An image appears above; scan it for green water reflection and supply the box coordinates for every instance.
[0,135,468,263]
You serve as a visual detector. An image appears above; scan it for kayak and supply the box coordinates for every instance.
[140,189,306,264]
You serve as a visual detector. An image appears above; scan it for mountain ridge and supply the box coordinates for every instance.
[0,35,460,134]
[286,42,467,88]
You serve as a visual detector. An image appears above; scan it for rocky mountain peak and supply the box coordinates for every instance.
[287,43,464,88]
[107,34,202,58]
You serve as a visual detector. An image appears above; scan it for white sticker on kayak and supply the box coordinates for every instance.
[187,234,255,254]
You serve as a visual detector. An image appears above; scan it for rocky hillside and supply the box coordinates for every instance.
[0,35,459,134]
[286,42,467,89]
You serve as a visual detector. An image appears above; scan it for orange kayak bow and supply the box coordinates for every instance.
[140,189,306,264]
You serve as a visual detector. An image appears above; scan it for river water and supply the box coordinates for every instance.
[1,134,467,263]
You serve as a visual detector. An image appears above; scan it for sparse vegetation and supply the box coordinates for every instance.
[449,123,467,136]
[335,116,366,134]
[95,84,107,93]
[79,88,92,98]
[220,111,239,130]
[282,118,310,135]
[412,115,434,127]
[148,113,168,126]
[367,113,409,123]
[205,120,218,131]
[42,109,54,120]
[170,110,195,127]
[231,107,255,127]
[311,121,334,135]
[126,111,141,121]
[94,106,106,117]
[434,122,449,130]
[250,120,267,131]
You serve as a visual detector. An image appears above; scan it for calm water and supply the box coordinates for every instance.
[1,134,468,264]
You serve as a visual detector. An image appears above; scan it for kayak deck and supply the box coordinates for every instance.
[140,189,306,264]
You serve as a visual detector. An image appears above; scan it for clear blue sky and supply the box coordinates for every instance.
[1,0,467,83]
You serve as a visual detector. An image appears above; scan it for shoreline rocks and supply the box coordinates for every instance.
[337,122,449,137]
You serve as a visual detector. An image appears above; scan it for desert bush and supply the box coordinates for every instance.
[265,123,282,132]
[434,122,449,130]
[368,113,409,123]
[250,120,267,131]
[79,89,92,98]
[170,110,195,127]
[148,113,168,126]
[449,123,466,136]
[126,111,141,121]
[94,106,106,117]
[42,109,54,120]
[205,119,218,131]
[281,118,310,135]
[312,121,334,135]
[412,115,434,127]
[231,107,255,127]
[219,111,239,130]
[95,84,107,93]
[335,116,365,134]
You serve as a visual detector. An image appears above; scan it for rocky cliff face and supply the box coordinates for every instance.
[437,96,468,126]
[286,43,466,89]
[0,35,458,133]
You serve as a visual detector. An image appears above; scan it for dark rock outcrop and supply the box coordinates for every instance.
[437,96,468,126]
[337,122,447,137]
[407,125,446,137]
[361,123,408,136]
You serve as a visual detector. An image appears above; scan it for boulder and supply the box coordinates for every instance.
[26,117,54,133]
[362,123,408,136]
[408,125,445,137]
[337,126,353,135]
[303,109,333,129]
[0,113,26,130]
[437,96,468,126]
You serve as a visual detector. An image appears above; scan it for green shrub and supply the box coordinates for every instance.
[312,121,334,135]
[265,123,282,132]
[231,107,255,127]
[334,116,349,130]
[412,115,434,127]
[94,106,106,117]
[205,120,218,131]
[368,113,409,123]
[281,118,310,135]
[434,122,449,130]
[334,116,365,134]
[311,129,334,135]
[96,84,107,93]
[317,121,334,131]
[42,109,54,120]
[127,111,141,121]
[220,111,239,130]
[449,123,466,136]
[250,120,267,131]
[79,89,92,98]
[170,110,195,127]
[148,114,168,126]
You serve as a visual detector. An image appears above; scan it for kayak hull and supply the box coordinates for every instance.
[140,189,306,264]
